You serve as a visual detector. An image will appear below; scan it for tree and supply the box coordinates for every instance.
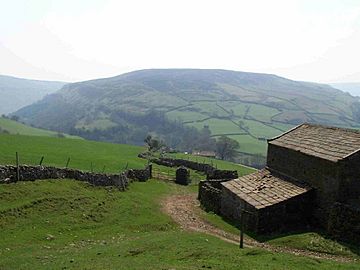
[10,115,19,122]
[196,125,216,151]
[144,135,162,152]
[215,136,239,161]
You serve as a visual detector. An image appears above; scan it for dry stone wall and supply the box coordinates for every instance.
[198,181,222,213]
[0,165,152,190]
[150,157,215,174]
[149,157,238,179]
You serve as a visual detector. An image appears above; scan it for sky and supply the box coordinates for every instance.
[1,0,360,83]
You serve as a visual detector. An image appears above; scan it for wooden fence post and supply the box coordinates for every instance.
[39,156,44,166]
[16,152,20,182]
[119,172,125,191]
[240,211,244,249]
[240,210,252,249]
[65,157,70,168]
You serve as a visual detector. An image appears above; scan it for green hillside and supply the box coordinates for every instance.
[0,74,66,114]
[0,117,81,139]
[0,134,146,172]
[0,180,358,269]
[0,134,358,268]
[14,69,360,160]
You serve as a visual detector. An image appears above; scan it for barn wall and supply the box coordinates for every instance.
[327,202,360,244]
[339,152,360,205]
[257,191,314,234]
[266,144,341,227]
[220,184,259,232]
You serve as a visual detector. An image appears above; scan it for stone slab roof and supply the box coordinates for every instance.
[222,169,311,210]
[268,123,360,162]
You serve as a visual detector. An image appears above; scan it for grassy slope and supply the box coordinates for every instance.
[0,134,359,268]
[0,134,146,172]
[0,179,359,269]
[0,117,80,139]
[201,211,360,259]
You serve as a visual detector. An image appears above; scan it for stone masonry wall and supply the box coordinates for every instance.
[257,191,314,234]
[198,178,238,214]
[0,165,152,190]
[150,157,215,174]
[328,202,360,243]
[198,181,222,213]
[339,152,360,204]
[267,144,341,227]
[150,157,238,179]
[220,184,258,230]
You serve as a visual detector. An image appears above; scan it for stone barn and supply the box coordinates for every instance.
[218,123,360,236]
[221,169,313,234]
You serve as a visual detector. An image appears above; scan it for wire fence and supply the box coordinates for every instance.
[0,152,133,174]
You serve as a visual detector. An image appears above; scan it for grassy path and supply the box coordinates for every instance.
[161,193,358,263]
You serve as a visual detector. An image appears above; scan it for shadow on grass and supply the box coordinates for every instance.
[210,213,360,257]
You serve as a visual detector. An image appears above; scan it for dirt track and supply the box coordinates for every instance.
[161,193,357,263]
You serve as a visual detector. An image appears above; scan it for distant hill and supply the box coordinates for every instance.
[14,69,360,161]
[0,74,66,114]
[329,82,360,97]
[0,117,81,139]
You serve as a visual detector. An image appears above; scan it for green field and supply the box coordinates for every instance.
[0,179,359,269]
[166,100,295,157]
[0,135,359,268]
[0,134,146,172]
[187,118,243,135]
[0,117,80,139]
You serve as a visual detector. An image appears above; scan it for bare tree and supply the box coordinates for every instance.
[216,136,239,161]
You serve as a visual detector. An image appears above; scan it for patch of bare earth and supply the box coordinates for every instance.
[161,193,357,263]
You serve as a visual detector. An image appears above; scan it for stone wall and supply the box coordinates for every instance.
[198,181,222,213]
[127,164,152,182]
[150,157,238,179]
[328,202,360,243]
[257,191,314,233]
[267,144,341,227]
[0,165,152,190]
[220,183,314,234]
[151,157,215,174]
[206,169,238,180]
[220,184,258,230]
[198,178,237,214]
[175,166,190,185]
[339,153,360,204]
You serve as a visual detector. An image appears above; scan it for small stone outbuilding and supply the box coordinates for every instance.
[217,123,360,237]
[221,169,313,233]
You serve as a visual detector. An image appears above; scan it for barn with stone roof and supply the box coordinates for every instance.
[201,123,360,237]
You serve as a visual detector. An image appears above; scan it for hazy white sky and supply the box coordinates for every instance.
[1,0,360,83]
